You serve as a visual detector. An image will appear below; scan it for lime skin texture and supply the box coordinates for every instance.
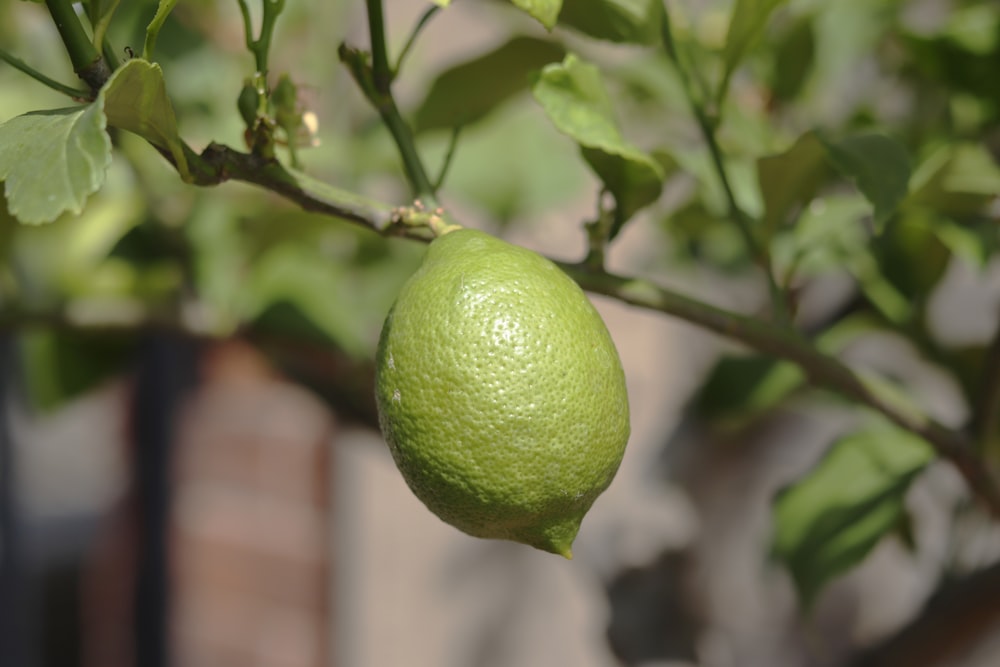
[375,228,630,558]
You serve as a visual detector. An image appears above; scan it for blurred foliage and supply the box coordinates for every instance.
[2,0,1000,607]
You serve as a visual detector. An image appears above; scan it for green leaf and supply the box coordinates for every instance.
[511,0,562,30]
[532,54,663,228]
[247,246,369,357]
[906,143,1000,219]
[875,212,950,302]
[770,193,868,279]
[820,133,911,231]
[757,131,831,234]
[244,234,422,359]
[933,219,998,269]
[0,58,190,225]
[770,16,815,102]
[413,37,565,133]
[692,354,804,424]
[102,58,189,179]
[772,425,934,607]
[0,105,111,225]
[942,4,1000,55]
[722,0,790,94]
[557,0,663,45]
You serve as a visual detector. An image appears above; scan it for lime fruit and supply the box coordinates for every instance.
[374,228,630,558]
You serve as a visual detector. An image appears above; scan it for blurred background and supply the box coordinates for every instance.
[2,0,1000,666]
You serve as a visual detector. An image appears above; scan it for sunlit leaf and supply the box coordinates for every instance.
[0,105,111,225]
[773,425,933,607]
[532,54,663,230]
[102,58,189,179]
[0,57,193,225]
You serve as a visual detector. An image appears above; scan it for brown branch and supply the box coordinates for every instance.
[557,264,1000,519]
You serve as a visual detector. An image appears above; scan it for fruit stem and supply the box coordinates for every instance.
[389,202,462,237]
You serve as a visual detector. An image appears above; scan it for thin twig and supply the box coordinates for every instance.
[394,4,440,79]
[89,0,121,55]
[0,48,90,99]
[433,125,462,191]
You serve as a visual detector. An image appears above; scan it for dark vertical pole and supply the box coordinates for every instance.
[0,336,25,667]
[130,335,197,667]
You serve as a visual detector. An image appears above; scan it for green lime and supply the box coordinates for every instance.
[374,228,630,558]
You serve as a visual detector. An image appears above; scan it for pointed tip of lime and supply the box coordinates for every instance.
[515,514,582,559]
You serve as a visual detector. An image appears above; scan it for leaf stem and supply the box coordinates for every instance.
[44,0,111,92]
[433,125,462,191]
[143,0,178,61]
[659,5,788,324]
[89,0,120,55]
[0,48,90,99]
[393,4,440,79]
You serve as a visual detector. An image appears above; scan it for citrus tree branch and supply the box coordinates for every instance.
[338,0,438,205]
[9,124,1000,516]
[164,141,404,233]
[23,0,1000,521]
[44,0,110,92]
[558,263,1000,518]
